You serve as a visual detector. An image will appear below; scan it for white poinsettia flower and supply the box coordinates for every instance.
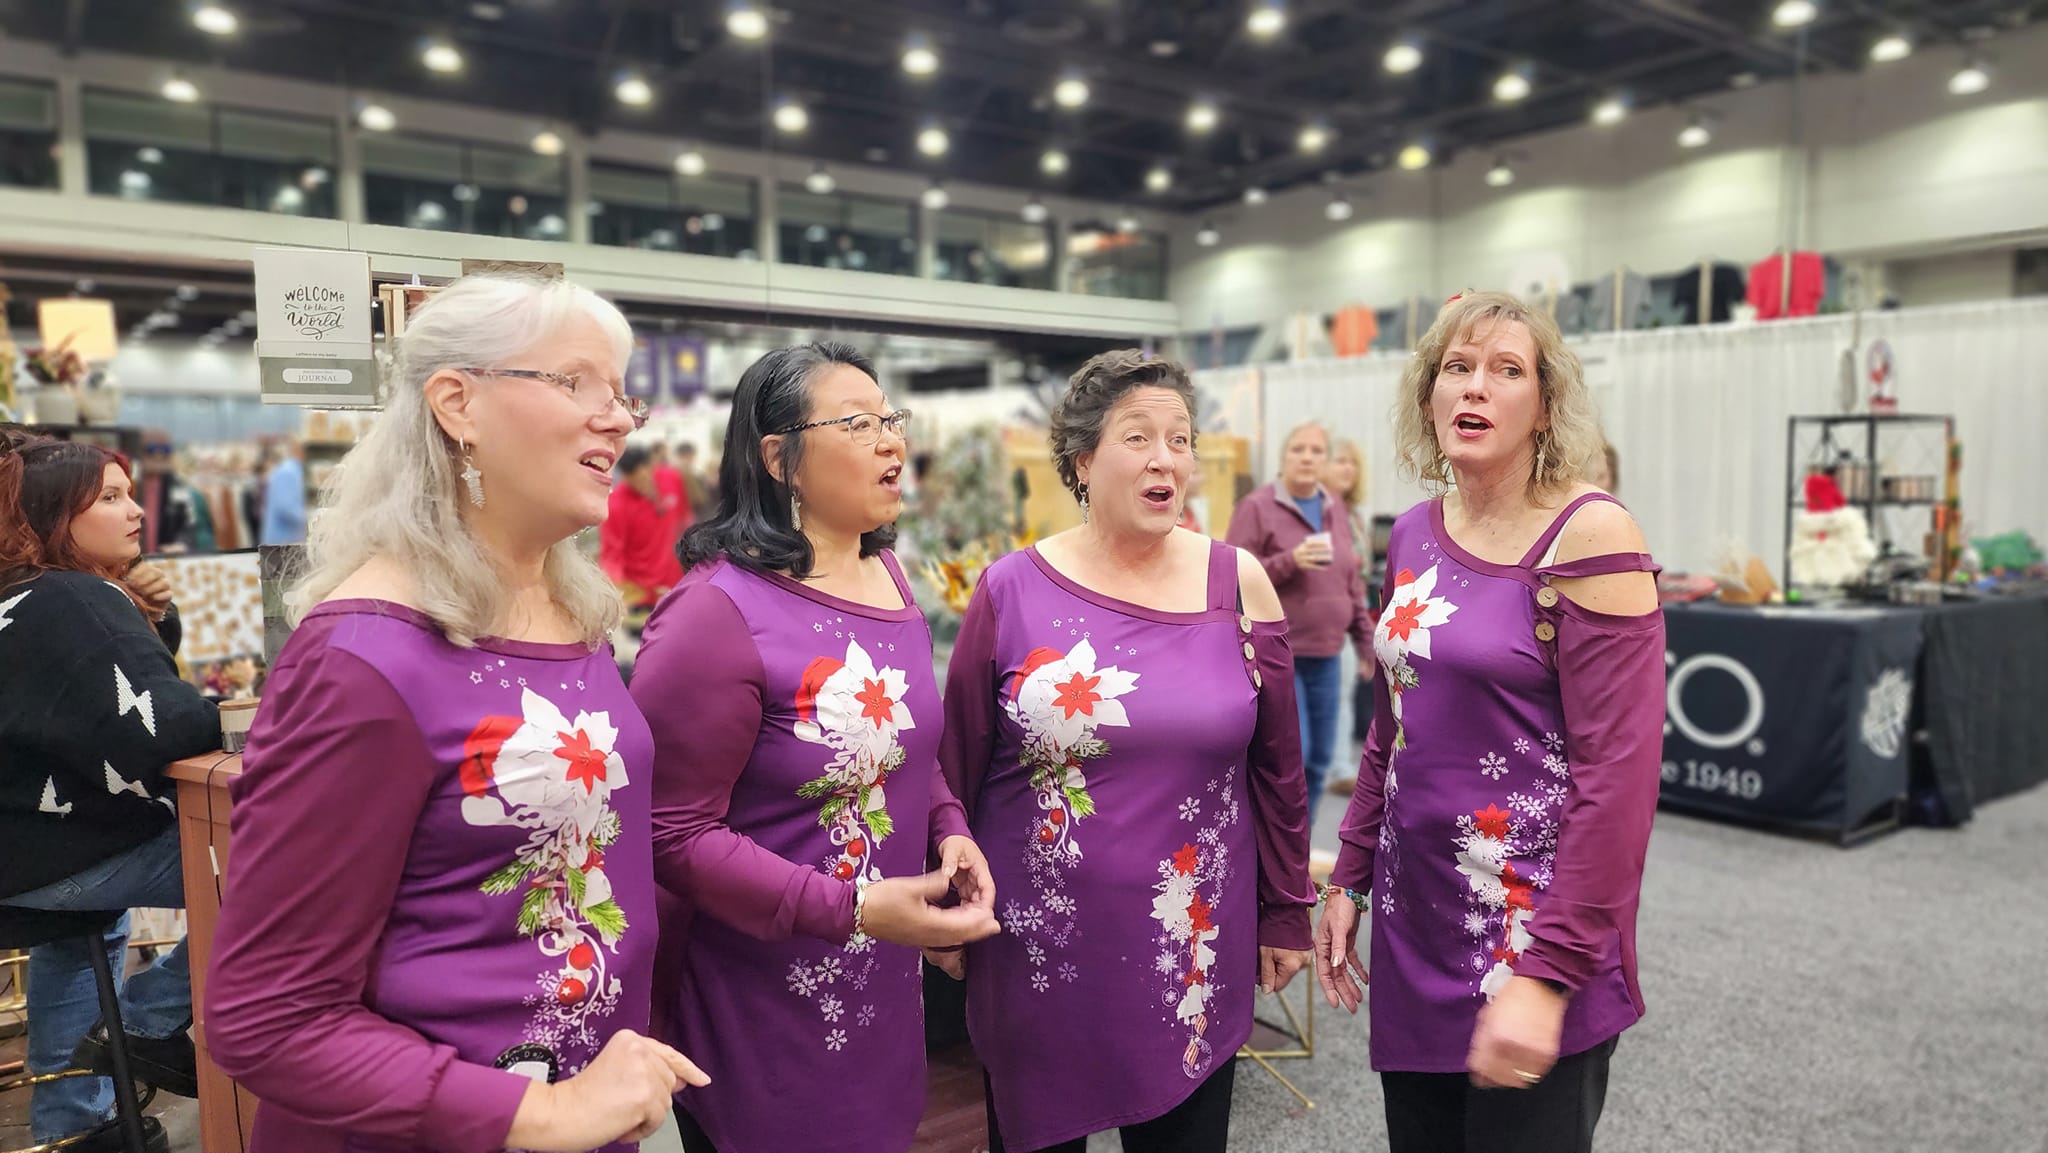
[802,639,914,762]
[1456,851,1508,907]
[1012,638,1139,749]
[465,689,625,838]
[1376,564,1459,665]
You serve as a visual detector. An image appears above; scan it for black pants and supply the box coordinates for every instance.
[676,1105,717,1153]
[986,1057,1235,1153]
[1381,1037,1617,1153]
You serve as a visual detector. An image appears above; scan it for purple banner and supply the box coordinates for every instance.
[667,334,707,401]
[625,335,662,400]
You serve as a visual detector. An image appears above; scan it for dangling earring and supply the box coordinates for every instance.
[1079,485,1090,525]
[1535,435,1549,483]
[790,490,803,532]
[460,439,485,509]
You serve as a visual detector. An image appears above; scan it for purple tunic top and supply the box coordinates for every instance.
[207,601,657,1153]
[942,540,1315,1151]
[1331,495,1665,1072]
[631,553,967,1153]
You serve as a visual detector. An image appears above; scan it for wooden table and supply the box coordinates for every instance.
[165,752,257,1153]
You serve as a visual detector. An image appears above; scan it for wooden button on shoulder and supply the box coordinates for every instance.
[1534,621,1557,642]
[1240,614,1254,633]
[1253,669,1263,689]
[1243,641,1257,660]
[1536,586,1561,608]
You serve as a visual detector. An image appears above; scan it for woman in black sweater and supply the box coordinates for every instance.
[0,431,219,1153]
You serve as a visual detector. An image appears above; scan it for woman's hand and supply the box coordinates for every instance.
[935,834,995,913]
[1312,896,1369,1013]
[1259,946,1310,994]
[924,947,966,980]
[1466,976,1567,1089]
[860,869,1002,948]
[1292,538,1332,570]
[506,1029,708,1152]
[127,562,174,615]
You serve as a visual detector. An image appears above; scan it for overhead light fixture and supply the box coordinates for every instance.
[702,213,725,231]
[274,185,306,211]
[917,125,949,157]
[1949,59,1990,96]
[175,284,199,302]
[615,74,654,107]
[451,182,480,202]
[1486,158,1515,187]
[416,200,448,226]
[1021,197,1048,224]
[902,42,940,76]
[1144,165,1172,193]
[1246,3,1286,39]
[1771,0,1817,29]
[1397,141,1431,170]
[674,149,707,176]
[531,130,565,156]
[137,146,164,165]
[1186,100,1220,134]
[804,165,835,194]
[1195,221,1220,247]
[1243,186,1267,206]
[774,100,809,134]
[1053,76,1090,109]
[358,104,396,131]
[1116,212,1139,233]
[119,169,152,195]
[1870,34,1912,63]
[1150,40,1180,58]
[422,41,464,74]
[1384,41,1423,74]
[1297,123,1330,154]
[301,165,330,188]
[726,3,769,41]
[1730,71,1761,89]
[1593,96,1628,126]
[1678,117,1711,148]
[193,5,237,36]
[162,76,200,103]
[1040,148,1069,176]
[921,181,949,211]
[1325,194,1353,221]
[1494,69,1532,103]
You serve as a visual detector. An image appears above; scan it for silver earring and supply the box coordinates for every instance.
[790,491,803,532]
[1079,488,1090,525]
[1535,438,1548,482]
[461,440,485,509]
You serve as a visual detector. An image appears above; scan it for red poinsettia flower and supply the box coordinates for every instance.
[854,677,897,726]
[1171,842,1201,876]
[1184,967,1208,987]
[554,729,610,794]
[1384,599,1429,643]
[1052,671,1104,720]
[1187,892,1214,934]
[1473,804,1512,840]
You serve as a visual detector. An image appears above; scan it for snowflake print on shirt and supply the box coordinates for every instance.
[460,689,633,1054]
[1451,804,1538,1002]
[1147,766,1240,1081]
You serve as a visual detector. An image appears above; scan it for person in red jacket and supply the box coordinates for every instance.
[599,447,683,608]
[650,443,690,545]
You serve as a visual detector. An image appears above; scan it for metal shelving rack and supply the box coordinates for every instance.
[1783,413,1957,593]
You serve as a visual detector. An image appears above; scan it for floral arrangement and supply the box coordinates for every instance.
[22,338,87,387]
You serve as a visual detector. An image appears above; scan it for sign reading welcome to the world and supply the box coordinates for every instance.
[254,247,377,407]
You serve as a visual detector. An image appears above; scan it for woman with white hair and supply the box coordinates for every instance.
[206,274,707,1153]
[1313,292,1663,1153]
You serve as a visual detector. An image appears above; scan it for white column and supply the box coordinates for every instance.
[55,74,86,196]
[566,133,592,246]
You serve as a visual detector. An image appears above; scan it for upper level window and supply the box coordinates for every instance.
[934,209,1052,290]
[0,77,58,190]
[589,162,756,258]
[363,134,566,240]
[1067,226,1167,301]
[777,186,916,276]
[84,89,336,216]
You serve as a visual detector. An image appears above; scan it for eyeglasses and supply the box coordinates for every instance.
[773,409,912,446]
[461,367,650,430]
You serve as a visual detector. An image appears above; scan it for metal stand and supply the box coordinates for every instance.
[1235,981,1316,1109]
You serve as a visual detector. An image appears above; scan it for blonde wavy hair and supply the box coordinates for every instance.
[1329,436,1366,507]
[1392,291,1601,500]
[288,274,629,647]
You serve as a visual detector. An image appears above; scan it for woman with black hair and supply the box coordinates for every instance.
[630,343,1000,1153]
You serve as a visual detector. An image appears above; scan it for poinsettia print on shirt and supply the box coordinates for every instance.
[1374,565,1459,752]
[1148,765,1240,1081]
[460,687,633,1055]
[793,638,915,887]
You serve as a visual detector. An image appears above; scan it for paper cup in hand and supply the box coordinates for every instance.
[1306,532,1333,560]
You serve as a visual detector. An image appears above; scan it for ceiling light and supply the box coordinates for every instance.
[1397,142,1431,170]
[1730,71,1761,89]
[162,77,200,103]
[1243,186,1267,206]
[273,185,305,210]
[1297,123,1330,154]
[1593,96,1627,125]
[1494,69,1531,102]
[1949,60,1989,95]
[804,165,835,195]
[921,181,949,211]
[727,3,769,41]
[1150,40,1180,57]
[1195,221,1220,247]
[1384,41,1423,73]
[1771,0,1817,29]
[358,104,396,132]
[531,130,565,156]
[119,169,151,195]
[902,43,940,76]
[1679,118,1711,148]
[422,41,463,74]
[1186,100,1219,134]
[301,165,330,188]
[1144,165,1171,193]
[615,75,654,107]
[702,213,725,232]
[137,146,164,164]
[774,100,808,133]
[1117,213,1139,234]
[674,149,706,176]
[416,200,447,225]
[470,3,504,19]
[1040,148,1069,176]
[1246,3,1286,39]
[175,284,199,301]
[1486,159,1515,187]
[917,125,949,157]
[193,5,237,36]
[1870,34,1912,63]
[1021,197,1048,224]
[451,182,479,202]
[537,213,566,237]
[1325,194,1353,221]
[1054,76,1090,109]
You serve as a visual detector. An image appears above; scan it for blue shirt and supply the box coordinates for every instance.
[262,457,306,545]
[1288,489,1326,531]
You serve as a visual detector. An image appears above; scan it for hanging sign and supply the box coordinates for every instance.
[668,334,707,401]
[253,247,378,407]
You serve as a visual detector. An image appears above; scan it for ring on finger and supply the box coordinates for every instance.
[1513,1068,1542,1084]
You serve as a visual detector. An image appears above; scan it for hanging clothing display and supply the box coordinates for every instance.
[1747,251,1825,320]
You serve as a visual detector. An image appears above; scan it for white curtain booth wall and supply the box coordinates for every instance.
[1195,297,2048,581]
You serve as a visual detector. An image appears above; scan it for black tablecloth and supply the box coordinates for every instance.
[1917,595,2048,824]
[1661,603,1925,838]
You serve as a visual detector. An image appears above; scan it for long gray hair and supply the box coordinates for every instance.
[288,274,632,647]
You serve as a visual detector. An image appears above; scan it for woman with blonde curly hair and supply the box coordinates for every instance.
[1313,292,1664,1153]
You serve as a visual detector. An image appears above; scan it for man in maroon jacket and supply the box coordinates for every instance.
[599,447,683,608]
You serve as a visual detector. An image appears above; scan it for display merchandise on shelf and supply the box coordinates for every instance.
[302,408,379,504]
[1782,413,1957,595]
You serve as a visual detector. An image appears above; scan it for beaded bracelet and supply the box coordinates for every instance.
[1321,883,1370,913]
[851,877,872,946]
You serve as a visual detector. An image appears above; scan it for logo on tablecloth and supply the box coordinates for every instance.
[1859,667,1913,758]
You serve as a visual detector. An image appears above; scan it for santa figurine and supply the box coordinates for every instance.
[1788,464,1877,588]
